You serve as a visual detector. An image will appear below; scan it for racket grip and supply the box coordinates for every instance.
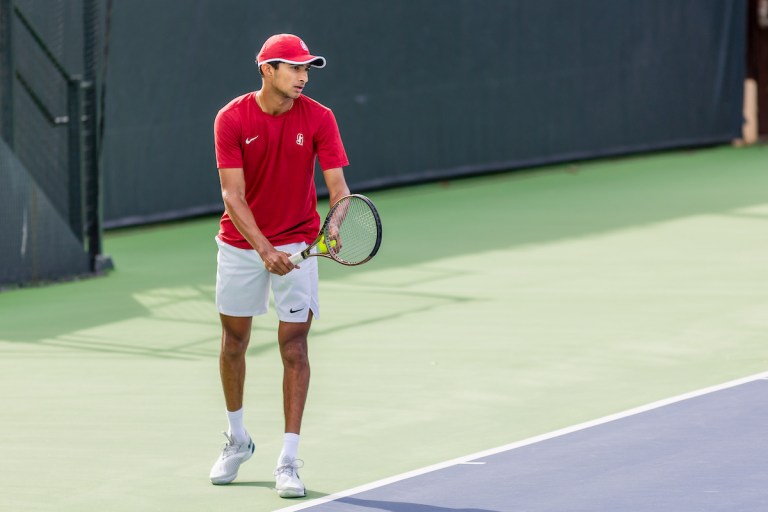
[289,252,305,265]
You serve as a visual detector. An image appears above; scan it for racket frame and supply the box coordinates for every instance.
[288,194,382,266]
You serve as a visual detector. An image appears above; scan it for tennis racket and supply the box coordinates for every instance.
[289,194,382,266]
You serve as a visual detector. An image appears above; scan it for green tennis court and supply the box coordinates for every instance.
[1,144,767,512]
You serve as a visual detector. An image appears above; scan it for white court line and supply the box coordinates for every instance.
[275,370,768,512]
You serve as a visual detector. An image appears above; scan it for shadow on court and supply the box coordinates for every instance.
[226,481,275,489]
[362,145,768,273]
[2,146,766,346]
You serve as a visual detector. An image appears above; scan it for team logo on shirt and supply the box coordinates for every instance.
[296,133,304,146]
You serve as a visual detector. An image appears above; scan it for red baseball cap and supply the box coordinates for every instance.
[256,34,326,68]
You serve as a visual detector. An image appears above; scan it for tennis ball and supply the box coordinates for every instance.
[318,238,337,254]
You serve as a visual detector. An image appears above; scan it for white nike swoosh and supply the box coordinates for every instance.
[245,136,259,144]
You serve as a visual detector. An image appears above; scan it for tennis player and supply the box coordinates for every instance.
[209,33,350,498]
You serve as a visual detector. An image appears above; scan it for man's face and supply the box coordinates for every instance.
[269,63,310,99]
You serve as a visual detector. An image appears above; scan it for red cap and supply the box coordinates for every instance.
[256,34,326,68]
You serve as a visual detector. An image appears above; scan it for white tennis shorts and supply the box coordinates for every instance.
[215,237,319,322]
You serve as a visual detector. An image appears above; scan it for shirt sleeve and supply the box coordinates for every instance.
[315,109,350,171]
[214,109,243,169]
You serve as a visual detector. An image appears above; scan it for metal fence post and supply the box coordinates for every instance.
[67,76,83,243]
[82,0,112,272]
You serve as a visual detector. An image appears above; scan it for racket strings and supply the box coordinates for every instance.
[326,197,379,265]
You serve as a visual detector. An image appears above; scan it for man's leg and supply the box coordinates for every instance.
[278,312,313,435]
[209,314,255,485]
[220,314,252,413]
[274,313,312,498]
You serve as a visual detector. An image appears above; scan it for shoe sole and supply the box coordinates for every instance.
[210,443,254,485]
[277,487,306,498]
[211,475,237,485]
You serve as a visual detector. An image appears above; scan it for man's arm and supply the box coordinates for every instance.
[219,167,295,275]
[323,168,350,206]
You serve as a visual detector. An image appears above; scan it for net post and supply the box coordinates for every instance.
[0,0,13,147]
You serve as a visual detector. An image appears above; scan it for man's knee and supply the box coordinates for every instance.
[220,314,252,359]
[221,329,250,359]
[280,336,309,368]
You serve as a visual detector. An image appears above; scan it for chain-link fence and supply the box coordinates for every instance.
[0,0,111,288]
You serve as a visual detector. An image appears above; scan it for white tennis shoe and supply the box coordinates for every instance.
[209,432,254,485]
[274,457,306,498]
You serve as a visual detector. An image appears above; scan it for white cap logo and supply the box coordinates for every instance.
[299,39,308,51]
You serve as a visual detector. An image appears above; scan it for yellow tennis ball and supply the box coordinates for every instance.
[318,238,337,254]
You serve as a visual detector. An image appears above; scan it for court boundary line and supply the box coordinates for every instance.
[274,370,768,512]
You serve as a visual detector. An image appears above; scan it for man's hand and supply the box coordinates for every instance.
[259,246,297,275]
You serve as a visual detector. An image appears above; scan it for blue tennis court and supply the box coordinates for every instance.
[278,374,768,512]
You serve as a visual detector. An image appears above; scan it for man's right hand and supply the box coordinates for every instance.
[259,247,297,276]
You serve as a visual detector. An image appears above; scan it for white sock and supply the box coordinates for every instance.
[278,433,300,464]
[226,407,247,443]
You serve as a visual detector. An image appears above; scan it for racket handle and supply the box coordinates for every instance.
[289,252,305,265]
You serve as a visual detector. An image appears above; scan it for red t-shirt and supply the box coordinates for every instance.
[214,93,349,249]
